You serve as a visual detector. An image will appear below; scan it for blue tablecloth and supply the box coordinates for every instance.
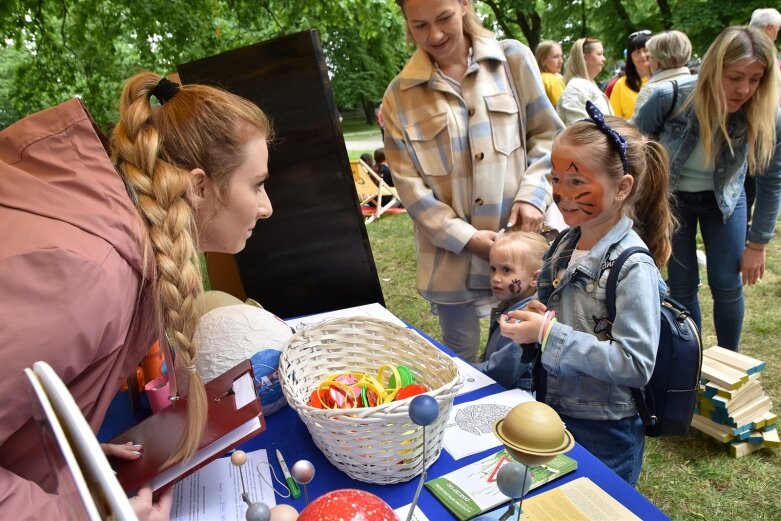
[239,366,669,519]
[100,327,670,520]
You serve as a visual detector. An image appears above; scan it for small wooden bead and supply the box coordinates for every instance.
[230,450,247,467]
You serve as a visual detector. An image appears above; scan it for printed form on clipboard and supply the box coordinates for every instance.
[108,359,265,493]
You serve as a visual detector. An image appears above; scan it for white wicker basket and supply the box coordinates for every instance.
[279,317,462,484]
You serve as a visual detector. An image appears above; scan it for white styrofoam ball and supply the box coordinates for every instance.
[194,304,293,415]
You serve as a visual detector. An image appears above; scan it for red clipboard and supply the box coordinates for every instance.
[109,359,265,493]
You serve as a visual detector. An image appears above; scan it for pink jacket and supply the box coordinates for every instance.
[0,99,157,518]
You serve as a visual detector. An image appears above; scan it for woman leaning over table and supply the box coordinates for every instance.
[557,36,611,125]
[635,26,781,351]
[0,72,274,519]
[382,0,562,361]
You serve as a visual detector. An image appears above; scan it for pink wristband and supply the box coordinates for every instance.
[537,311,551,344]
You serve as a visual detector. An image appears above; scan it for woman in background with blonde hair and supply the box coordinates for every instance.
[0,72,273,519]
[557,37,611,125]
[635,26,781,351]
[535,40,566,106]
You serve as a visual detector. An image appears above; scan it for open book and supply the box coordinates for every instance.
[425,449,577,521]
[108,359,265,493]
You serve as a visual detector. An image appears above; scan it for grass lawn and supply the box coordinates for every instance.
[365,212,781,521]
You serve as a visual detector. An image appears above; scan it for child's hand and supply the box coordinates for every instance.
[522,299,547,315]
[499,310,544,344]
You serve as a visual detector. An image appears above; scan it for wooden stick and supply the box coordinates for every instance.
[703,346,765,375]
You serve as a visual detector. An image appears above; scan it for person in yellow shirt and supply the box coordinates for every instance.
[610,30,652,119]
[535,40,566,107]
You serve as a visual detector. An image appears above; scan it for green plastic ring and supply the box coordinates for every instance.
[389,365,415,388]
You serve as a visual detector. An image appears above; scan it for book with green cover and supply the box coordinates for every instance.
[425,449,577,521]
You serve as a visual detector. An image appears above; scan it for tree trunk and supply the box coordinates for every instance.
[481,0,519,40]
[607,0,634,31]
[361,98,375,125]
[656,0,673,29]
[514,10,541,51]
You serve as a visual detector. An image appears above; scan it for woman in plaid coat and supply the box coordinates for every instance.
[383,0,563,360]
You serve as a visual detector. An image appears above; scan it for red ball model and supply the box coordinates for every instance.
[297,489,397,521]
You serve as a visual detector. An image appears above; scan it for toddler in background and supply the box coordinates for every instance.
[473,230,549,391]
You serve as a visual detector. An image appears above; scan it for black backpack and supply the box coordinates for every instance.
[606,247,703,437]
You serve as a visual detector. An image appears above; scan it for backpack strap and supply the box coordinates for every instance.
[536,228,579,403]
[605,246,656,426]
[605,246,652,320]
[662,80,679,123]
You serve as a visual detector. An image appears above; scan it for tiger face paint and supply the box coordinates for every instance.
[549,142,631,244]
[550,153,606,227]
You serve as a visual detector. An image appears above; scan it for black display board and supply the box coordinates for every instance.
[178,29,384,319]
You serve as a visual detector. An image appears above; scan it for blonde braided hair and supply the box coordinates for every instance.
[112,71,271,463]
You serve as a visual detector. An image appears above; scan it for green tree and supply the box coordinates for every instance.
[1,0,772,130]
[0,0,406,129]
[476,0,773,77]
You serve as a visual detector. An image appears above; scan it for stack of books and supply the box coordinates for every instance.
[691,346,779,458]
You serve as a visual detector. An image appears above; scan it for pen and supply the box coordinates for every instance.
[276,449,301,500]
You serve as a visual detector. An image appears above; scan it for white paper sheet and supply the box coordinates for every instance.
[285,302,407,329]
[170,449,275,521]
[442,389,534,460]
[451,356,496,396]
[394,504,431,521]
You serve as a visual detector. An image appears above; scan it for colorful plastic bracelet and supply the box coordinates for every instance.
[537,311,553,344]
[540,317,558,352]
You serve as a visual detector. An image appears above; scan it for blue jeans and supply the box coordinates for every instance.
[668,191,745,350]
[560,413,645,485]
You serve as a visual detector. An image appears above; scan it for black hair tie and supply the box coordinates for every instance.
[152,77,180,105]
[583,100,630,174]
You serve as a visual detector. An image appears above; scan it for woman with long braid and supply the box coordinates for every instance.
[0,72,273,519]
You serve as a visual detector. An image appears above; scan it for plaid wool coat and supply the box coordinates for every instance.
[382,35,563,305]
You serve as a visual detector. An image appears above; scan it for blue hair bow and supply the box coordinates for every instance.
[584,101,629,174]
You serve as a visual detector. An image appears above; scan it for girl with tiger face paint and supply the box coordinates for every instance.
[498,104,676,484]
[550,147,628,250]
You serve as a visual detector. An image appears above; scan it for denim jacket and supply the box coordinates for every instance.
[537,217,664,420]
[473,296,535,391]
[634,76,781,244]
